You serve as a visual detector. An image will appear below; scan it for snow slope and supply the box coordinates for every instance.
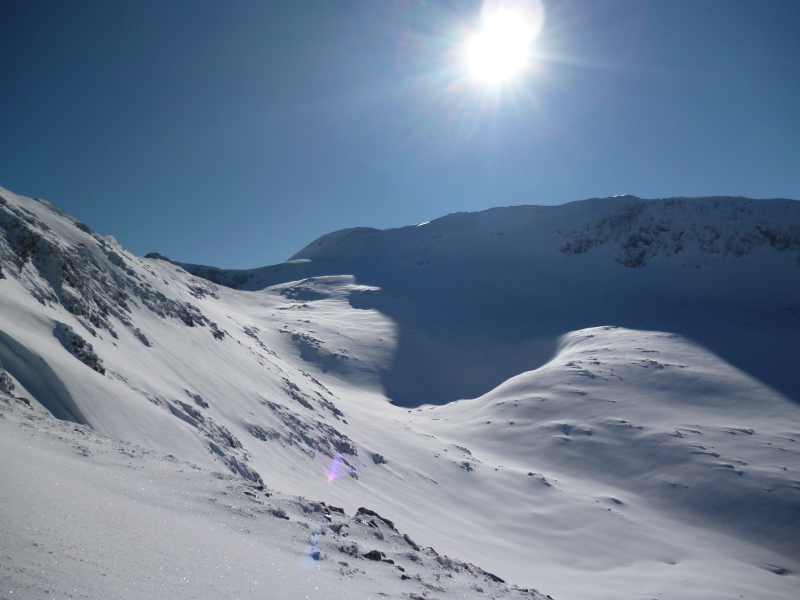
[1,186,799,600]
[174,195,800,407]
[1,395,544,600]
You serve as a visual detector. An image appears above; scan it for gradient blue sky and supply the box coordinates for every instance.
[2,1,799,267]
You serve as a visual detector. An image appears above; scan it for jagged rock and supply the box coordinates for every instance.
[132,327,151,346]
[338,543,359,556]
[482,569,506,583]
[74,221,94,234]
[0,197,219,343]
[53,322,105,374]
[363,549,383,561]
[107,251,134,275]
[186,391,210,408]
[269,507,289,520]
[248,423,281,442]
[559,197,800,267]
[403,533,421,551]
[208,440,262,483]
[261,399,357,458]
[356,507,397,531]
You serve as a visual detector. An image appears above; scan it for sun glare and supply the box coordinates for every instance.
[466,0,544,85]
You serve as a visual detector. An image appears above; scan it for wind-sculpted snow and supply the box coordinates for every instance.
[1,186,800,600]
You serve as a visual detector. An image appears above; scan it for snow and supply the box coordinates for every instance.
[1,186,799,599]
[172,195,800,406]
[1,397,540,600]
[415,326,800,597]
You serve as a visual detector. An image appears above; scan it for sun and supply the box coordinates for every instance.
[466,5,542,85]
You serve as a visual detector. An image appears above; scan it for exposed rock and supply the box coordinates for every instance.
[482,569,506,583]
[0,361,15,395]
[261,399,357,458]
[0,198,219,343]
[403,533,421,551]
[53,322,105,374]
[74,221,94,234]
[339,543,359,556]
[559,197,800,267]
[248,423,281,442]
[356,507,397,532]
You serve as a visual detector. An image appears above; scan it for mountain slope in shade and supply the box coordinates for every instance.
[174,194,800,407]
[1,185,799,600]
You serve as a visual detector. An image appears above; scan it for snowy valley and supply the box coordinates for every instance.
[1,186,799,600]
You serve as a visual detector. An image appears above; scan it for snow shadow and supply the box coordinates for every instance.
[181,211,800,408]
[224,255,800,408]
[346,268,800,408]
[348,287,561,406]
[0,330,91,424]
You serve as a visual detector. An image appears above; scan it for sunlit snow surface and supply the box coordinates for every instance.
[0,398,541,600]
[1,186,799,599]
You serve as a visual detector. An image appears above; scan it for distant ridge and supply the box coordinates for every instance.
[173,195,800,406]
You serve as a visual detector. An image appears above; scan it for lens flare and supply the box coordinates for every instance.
[300,516,325,570]
[300,454,356,569]
[323,453,356,482]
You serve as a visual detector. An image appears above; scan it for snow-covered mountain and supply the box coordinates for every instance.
[1,186,799,600]
[173,194,800,407]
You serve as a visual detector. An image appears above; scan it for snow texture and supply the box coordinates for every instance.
[1,186,799,600]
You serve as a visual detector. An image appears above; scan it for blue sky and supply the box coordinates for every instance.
[2,0,798,268]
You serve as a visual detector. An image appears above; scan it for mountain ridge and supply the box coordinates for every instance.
[156,195,800,284]
[163,194,800,407]
[1,185,799,600]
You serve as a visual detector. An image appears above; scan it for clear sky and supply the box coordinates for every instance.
[2,0,799,268]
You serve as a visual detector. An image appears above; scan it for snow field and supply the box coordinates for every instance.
[1,186,799,599]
